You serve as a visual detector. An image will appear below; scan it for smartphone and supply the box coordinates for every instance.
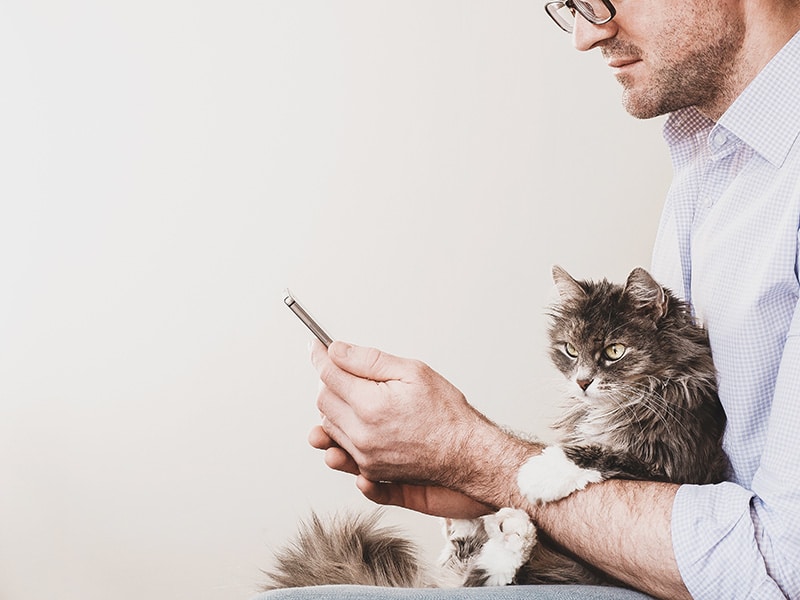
[283,288,334,347]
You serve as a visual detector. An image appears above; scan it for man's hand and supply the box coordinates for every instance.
[308,423,493,518]
[309,340,538,511]
[310,339,486,486]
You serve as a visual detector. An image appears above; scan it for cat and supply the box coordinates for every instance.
[262,266,730,590]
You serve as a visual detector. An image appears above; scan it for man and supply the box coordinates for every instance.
[303,0,800,598]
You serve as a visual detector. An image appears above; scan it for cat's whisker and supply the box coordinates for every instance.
[602,390,655,438]
[615,380,696,440]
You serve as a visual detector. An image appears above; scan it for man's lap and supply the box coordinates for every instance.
[252,585,655,600]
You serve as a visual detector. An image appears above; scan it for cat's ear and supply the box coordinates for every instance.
[624,267,668,320]
[552,265,587,302]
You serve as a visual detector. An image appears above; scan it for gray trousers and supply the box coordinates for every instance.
[253,585,655,599]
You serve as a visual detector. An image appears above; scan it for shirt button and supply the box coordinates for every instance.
[712,131,727,149]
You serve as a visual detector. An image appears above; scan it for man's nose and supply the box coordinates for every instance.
[572,14,617,51]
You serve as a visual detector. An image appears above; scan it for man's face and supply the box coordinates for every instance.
[573,0,746,119]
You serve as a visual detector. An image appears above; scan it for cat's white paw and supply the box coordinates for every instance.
[517,446,603,503]
[474,508,537,586]
[482,508,536,550]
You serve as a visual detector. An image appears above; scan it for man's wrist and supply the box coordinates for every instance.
[448,413,544,509]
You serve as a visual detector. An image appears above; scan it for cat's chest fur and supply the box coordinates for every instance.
[553,395,639,452]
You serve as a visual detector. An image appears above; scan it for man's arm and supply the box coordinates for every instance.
[326,433,691,599]
[311,340,691,599]
[531,479,689,599]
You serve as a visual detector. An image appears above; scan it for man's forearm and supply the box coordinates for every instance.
[454,428,691,600]
[531,478,691,600]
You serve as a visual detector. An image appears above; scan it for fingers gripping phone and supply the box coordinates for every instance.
[283,289,334,347]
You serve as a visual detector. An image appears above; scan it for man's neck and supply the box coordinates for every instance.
[697,18,800,120]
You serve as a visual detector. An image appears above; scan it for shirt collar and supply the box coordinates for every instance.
[664,29,800,168]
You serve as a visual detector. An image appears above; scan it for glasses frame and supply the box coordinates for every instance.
[544,0,617,33]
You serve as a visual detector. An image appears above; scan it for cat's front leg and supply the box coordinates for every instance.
[517,445,603,504]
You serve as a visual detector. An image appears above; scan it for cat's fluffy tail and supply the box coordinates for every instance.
[262,510,426,589]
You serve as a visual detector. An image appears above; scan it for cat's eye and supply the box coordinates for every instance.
[603,343,626,361]
[564,342,578,358]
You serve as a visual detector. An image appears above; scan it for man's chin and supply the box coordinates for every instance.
[620,86,669,120]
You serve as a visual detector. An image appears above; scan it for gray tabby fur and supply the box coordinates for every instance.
[547,266,729,486]
[262,266,729,590]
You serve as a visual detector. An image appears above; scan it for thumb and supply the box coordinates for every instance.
[328,341,411,382]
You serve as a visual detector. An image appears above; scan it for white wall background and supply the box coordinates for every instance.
[0,2,670,599]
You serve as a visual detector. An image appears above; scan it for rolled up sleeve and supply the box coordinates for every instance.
[671,483,789,598]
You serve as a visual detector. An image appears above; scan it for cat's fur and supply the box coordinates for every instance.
[263,266,730,590]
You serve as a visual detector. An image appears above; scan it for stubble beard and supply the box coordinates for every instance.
[609,22,746,120]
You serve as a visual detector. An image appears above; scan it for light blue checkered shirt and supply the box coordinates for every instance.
[651,30,800,599]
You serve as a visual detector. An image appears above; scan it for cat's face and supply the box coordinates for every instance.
[548,266,669,401]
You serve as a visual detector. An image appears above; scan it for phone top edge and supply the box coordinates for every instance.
[282,288,295,306]
[282,288,334,347]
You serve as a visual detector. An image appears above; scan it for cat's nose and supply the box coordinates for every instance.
[577,378,594,391]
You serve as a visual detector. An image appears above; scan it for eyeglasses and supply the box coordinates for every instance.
[544,0,616,33]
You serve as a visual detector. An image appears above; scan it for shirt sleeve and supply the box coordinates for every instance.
[671,322,800,599]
